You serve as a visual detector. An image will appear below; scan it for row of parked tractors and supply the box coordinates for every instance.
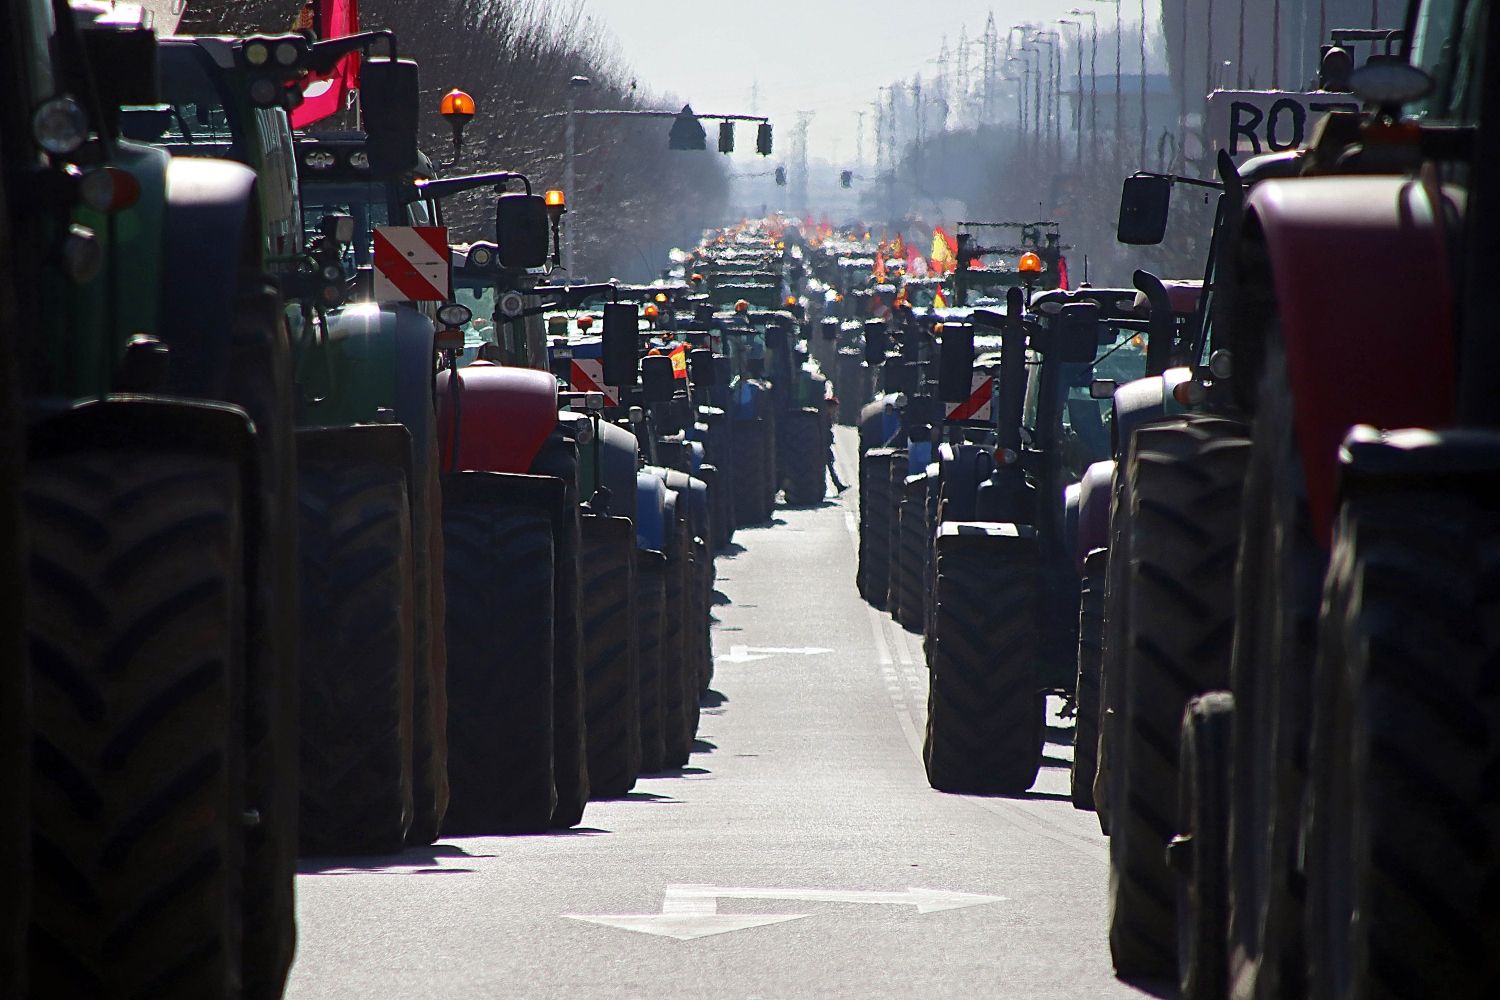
[852,7,1500,999]
[0,6,836,999]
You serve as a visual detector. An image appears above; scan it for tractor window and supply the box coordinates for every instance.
[301,182,391,271]
[453,283,497,349]
[1408,0,1483,124]
[124,43,240,153]
[254,108,302,261]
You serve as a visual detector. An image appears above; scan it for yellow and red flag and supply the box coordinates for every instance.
[931,226,958,275]
[669,342,688,379]
[934,286,947,309]
[873,251,887,283]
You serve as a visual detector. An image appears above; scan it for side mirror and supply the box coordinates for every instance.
[1051,302,1101,363]
[496,192,549,270]
[1117,173,1172,246]
[641,354,676,403]
[1089,378,1118,400]
[863,319,889,367]
[360,59,420,177]
[937,323,975,403]
[602,303,639,387]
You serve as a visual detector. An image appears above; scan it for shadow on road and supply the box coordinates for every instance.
[642,765,711,779]
[700,689,729,709]
[1118,975,1179,999]
[1044,724,1074,746]
[1040,753,1071,769]
[298,843,494,876]
[599,790,680,803]
[692,738,718,754]
[711,589,732,606]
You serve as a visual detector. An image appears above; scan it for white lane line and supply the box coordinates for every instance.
[865,605,894,665]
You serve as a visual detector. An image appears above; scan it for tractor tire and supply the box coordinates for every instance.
[780,407,828,506]
[579,516,641,798]
[1094,467,1132,837]
[858,448,898,607]
[223,273,300,1000]
[885,456,907,623]
[1227,337,1321,1000]
[297,450,415,854]
[760,407,779,516]
[1304,493,1500,1000]
[1070,548,1107,811]
[26,449,247,1000]
[893,475,928,633]
[690,538,713,699]
[660,529,692,770]
[731,421,768,527]
[0,191,27,1000]
[407,421,449,846]
[550,498,590,829]
[1109,415,1249,979]
[442,491,556,834]
[1174,692,1234,1000]
[923,525,1045,794]
[636,550,669,774]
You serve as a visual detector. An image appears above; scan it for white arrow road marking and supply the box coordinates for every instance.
[715,645,833,663]
[564,885,1005,940]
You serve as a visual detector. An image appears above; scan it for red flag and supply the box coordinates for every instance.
[292,0,361,129]
[1058,255,1070,291]
[873,250,886,283]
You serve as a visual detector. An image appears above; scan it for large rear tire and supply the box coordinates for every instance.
[636,551,669,774]
[26,449,247,999]
[1109,416,1249,978]
[407,420,449,847]
[297,446,415,854]
[923,525,1045,794]
[660,519,695,769]
[441,485,556,834]
[893,474,929,633]
[1070,548,1106,811]
[1228,338,1320,1000]
[1174,693,1234,1000]
[579,516,641,798]
[731,419,769,526]
[858,448,898,607]
[1305,493,1500,1000]
[779,408,828,506]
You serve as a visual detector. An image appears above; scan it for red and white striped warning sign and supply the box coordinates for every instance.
[945,375,994,421]
[569,358,620,406]
[373,226,451,302]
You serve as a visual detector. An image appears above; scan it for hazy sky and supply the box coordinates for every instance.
[582,0,1164,164]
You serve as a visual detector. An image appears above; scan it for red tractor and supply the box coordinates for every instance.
[1103,2,1500,997]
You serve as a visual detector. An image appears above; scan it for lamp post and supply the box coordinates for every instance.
[563,74,590,282]
[1032,32,1059,163]
[1068,8,1099,162]
[1059,19,1084,166]
[1088,0,1121,167]
[1006,55,1028,136]
[1138,0,1148,167]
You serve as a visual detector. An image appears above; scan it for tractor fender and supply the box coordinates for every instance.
[1074,459,1115,571]
[1246,175,1458,544]
[435,361,558,474]
[158,156,260,399]
[935,442,993,522]
[662,490,682,557]
[687,440,706,472]
[1063,482,1082,574]
[634,472,669,552]
[311,302,437,433]
[1110,369,1193,458]
[658,468,710,543]
[858,396,902,452]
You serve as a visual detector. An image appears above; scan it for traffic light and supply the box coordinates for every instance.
[839,170,853,188]
[718,121,734,153]
[774,166,786,186]
[669,104,706,150]
[756,122,773,155]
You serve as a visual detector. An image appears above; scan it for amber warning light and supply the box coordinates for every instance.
[440,89,476,118]
[1018,252,1043,274]
[545,189,566,209]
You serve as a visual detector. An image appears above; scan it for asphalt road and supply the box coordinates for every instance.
[285,427,1167,999]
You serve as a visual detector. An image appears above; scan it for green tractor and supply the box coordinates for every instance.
[8,4,307,997]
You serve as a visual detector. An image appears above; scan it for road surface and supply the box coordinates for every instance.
[286,428,1166,999]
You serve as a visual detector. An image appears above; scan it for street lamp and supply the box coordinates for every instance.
[563,75,591,282]
[1086,0,1121,166]
[1068,8,1099,159]
[1031,31,1059,162]
[1005,55,1029,135]
[1059,19,1084,166]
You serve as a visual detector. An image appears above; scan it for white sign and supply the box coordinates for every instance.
[716,645,832,663]
[1207,90,1361,163]
[566,884,1005,940]
[372,226,451,303]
